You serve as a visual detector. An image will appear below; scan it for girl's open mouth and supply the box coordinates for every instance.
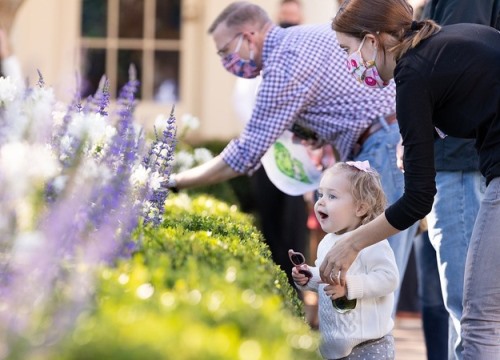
[318,211,328,219]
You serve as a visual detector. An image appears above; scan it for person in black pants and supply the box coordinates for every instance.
[232,0,309,287]
[415,1,500,359]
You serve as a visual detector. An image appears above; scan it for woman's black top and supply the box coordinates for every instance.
[385,23,500,230]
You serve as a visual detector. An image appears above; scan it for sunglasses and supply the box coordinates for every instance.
[288,249,313,278]
[288,249,356,313]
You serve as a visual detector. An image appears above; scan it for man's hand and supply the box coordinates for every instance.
[291,132,325,150]
[320,214,400,286]
[299,137,326,150]
[319,237,359,287]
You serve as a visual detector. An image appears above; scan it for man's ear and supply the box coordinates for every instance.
[355,202,369,218]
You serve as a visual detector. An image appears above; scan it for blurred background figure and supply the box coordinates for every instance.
[232,0,309,292]
[0,28,23,86]
[276,0,303,28]
[232,0,324,329]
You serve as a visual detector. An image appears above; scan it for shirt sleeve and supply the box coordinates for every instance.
[294,266,320,292]
[221,62,309,174]
[385,63,437,230]
[423,0,500,27]
[346,240,399,300]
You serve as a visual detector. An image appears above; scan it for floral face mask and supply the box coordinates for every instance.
[346,37,389,89]
[221,35,261,79]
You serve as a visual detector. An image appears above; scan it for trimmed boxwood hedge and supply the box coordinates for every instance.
[58,194,321,360]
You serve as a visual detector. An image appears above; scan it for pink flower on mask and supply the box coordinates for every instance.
[345,37,389,89]
[364,76,377,87]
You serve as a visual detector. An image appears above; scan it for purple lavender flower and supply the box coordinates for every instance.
[95,77,110,117]
[86,65,142,242]
[0,62,179,357]
[82,76,110,116]
[141,105,177,226]
[36,69,45,88]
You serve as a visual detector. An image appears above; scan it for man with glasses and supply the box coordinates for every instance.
[231,0,310,296]
[167,1,418,310]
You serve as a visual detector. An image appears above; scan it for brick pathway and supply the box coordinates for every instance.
[394,315,426,360]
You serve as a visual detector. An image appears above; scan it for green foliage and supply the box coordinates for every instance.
[58,195,320,360]
[185,182,241,209]
[185,140,257,214]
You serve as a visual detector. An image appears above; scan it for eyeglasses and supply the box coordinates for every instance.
[288,249,356,313]
[288,249,313,278]
[216,33,242,57]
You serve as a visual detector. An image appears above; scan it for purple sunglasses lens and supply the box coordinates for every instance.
[290,253,305,265]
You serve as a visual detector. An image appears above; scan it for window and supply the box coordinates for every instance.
[80,0,181,102]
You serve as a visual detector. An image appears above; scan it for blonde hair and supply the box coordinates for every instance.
[333,0,441,61]
[324,162,386,226]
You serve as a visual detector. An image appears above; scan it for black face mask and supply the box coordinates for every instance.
[279,22,299,29]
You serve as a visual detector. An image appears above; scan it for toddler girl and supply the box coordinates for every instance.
[291,161,399,359]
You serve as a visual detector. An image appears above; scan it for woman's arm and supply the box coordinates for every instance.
[320,62,437,285]
[319,213,400,286]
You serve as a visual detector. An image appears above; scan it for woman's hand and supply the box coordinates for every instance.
[319,237,359,287]
[320,214,400,286]
[291,266,310,286]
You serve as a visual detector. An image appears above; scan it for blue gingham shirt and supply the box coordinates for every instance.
[221,23,396,174]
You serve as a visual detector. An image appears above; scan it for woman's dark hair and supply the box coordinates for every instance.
[333,0,441,60]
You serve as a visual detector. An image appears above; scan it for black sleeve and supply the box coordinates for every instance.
[385,64,437,230]
[495,0,500,29]
[424,0,500,28]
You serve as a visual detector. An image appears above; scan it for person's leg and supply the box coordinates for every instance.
[462,177,500,359]
[250,167,309,286]
[354,121,418,307]
[449,317,458,360]
[426,171,482,359]
[250,167,284,258]
[397,243,420,315]
[281,185,309,275]
[414,230,449,360]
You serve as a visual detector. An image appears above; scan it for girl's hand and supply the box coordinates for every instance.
[323,283,346,300]
[291,266,310,286]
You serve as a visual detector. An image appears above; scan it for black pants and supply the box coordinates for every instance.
[250,167,309,287]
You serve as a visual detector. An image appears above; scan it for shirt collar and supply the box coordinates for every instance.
[262,25,286,66]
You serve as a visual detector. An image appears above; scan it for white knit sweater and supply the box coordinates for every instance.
[297,233,399,359]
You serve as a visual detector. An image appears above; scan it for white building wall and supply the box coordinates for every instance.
[10,0,339,142]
